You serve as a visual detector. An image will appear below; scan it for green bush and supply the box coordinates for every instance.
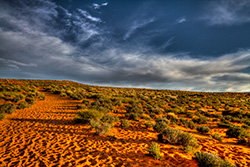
[25,97,35,105]
[101,114,119,124]
[0,103,16,114]
[12,95,24,103]
[18,101,29,109]
[211,133,223,142]
[126,113,139,121]
[158,127,198,148]
[121,119,130,128]
[197,126,211,134]
[74,109,104,124]
[194,151,235,167]
[0,112,6,121]
[76,104,85,109]
[226,126,249,139]
[179,118,197,130]
[186,112,194,118]
[193,116,208,124]
[145,121,154,129]
[217,120,232,128]
[153,118,170,133]
[146,142,162,160]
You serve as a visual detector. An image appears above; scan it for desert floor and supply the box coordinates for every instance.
[0,89,249,167]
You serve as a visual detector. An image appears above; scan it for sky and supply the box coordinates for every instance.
[0,0,250,92]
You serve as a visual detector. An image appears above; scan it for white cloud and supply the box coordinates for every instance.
[176,17,186,24]
[92,2,108,10]
[124,18,155,40]
[77,9,101,22]
[202,0,250,26]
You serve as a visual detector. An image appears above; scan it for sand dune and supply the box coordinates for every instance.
[0,90,198,167]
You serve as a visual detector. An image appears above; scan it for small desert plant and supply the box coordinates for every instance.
[76,104,85,109]
[153,117,170,133]
[25,97,35,105]
[126,113,139,121]
[211,133,223,142]
[74,109,104,124]
[146,142,162,160]
[145,121,154,129]
[226,125,249,139]
[0,103,16,114]
[194,151,235,167]
[193,116,208,124]
[0,112,6,121]
[197,126,211,134]
[158,127,198,149]
[186,112,194,118]
[166,113,178,124]
[18,101,29,109]
[121,119,130,128]
[101,114,119,124]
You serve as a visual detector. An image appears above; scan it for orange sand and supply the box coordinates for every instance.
[0,90,198,167]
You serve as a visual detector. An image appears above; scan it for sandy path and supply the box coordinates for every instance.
[0,90,198,167]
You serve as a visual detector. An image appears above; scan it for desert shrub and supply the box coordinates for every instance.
[140,114,151,121]
[126,104,143,114]
[186,112,194,118]
[145,121,154,129]
[25,97,35,105]
[158,127,198,148]
[90,119,112,135]
[197,126,211,134]
[226,126,249,139]
[211,133,223,142]
[0,112,6,121]
[166,113,178,124]
[82,99,91,106]
[179,118,197,130]
[149,107,162,115]
[217,119,232,128]
[76,104,86,109]
[154,117,170,133]
[194,151,235,167]
[12,95,24,103]
[121,119,130,128]
[101,114,119,124]
[74,109,104,124]
[146,142,162,160]
[149,112,156,119]
[193,116,208,124]
[180,132,198,148]
[18,101,29,109]
[0,103,16,114]
[37,93,45,100]
[126,113,139,121]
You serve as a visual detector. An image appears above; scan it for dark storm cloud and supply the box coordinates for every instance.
[0,0,250,92]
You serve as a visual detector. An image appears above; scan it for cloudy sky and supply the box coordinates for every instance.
[0,0,250,92]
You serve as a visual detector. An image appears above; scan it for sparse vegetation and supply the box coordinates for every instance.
[146,142,162,160]
[197,126,211,134]
[1,79,250,166]
[121,119,130,128]
[194,151,235,167]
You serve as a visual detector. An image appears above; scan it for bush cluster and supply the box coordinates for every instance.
[158,127,198,149]
[197,126,211,134]
[194,151,235,167]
